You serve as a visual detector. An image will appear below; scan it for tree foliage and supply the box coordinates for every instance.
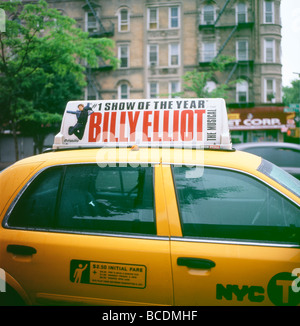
[282,79,300,105]
[0,0,118,158]
[180,55,238,98]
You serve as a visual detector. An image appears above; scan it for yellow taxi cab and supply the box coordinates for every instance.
[0,98,299,306]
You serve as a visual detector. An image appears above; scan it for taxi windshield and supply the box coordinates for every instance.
[258,159,300,198]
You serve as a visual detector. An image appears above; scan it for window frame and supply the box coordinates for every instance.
[171,164,300,247]
[148,82,159,98]
[148,7,159,30]
[148,44,159,66]
[264,38,275,63]
[169,43,180,67]
[85,10,98,33]
[236,39,249,61]
[4,164,157,237]
[118,8,130,32]
[118,83,130,99]
[202,42,216,62]
[236,80,249,103]
[264,0,274,24]
[3,166,62,231]
[205,81,217,93]
[169,81,180,98]
[86,82,98,101]
[118,44,129,68]
[169,6,180,29]
[202,5,215,25]
[264,78,275,103]
[236,3,248,24]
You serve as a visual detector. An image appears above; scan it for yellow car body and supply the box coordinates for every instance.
[0,99,299,306]
[0,148,299,306]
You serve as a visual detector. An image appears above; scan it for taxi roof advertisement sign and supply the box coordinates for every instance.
[53,98,232,150]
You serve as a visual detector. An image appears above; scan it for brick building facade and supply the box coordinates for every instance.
[46,0,288,143]
[46,1,281,103]
[2,0,295,164]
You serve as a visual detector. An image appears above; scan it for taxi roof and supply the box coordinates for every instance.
[16,147,261,173]
[53,98,232,151]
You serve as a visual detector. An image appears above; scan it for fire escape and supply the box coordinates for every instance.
[199,0,254,105]
[84,0,115,100]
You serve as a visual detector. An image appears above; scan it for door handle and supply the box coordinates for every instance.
[7,245,37,256]
[177,257,216,269]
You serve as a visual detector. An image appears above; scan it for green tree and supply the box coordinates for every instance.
[282,79,300,105]
[0,0,118,159]
[18,69,84,153]
[179,55,238,98]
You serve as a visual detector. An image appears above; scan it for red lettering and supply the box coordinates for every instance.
[153,111,161,141]
[119,112,128,142]
[173,110,179,141]
[102,112,110,142]
[88,107,205,145]
[88,112,102,142]
[143,111,152,141]
[163,110,172,141]
[128,111,140,142]
[110,112,118,142]
[195,110,205,141]
[181,110,193,141]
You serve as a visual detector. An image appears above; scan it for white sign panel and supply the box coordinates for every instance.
[53,98,231,150]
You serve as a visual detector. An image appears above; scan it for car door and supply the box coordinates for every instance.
[1,163,173,305]
[164,164,300,306]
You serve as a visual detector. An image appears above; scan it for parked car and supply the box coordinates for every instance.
[234,142,300,180]
[0,99,299,306]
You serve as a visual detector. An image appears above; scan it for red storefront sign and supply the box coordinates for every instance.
[228,107,292,131]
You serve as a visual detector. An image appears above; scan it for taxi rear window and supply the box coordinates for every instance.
[6,164,156,236]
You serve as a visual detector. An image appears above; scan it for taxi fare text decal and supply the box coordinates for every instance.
[70,260,147,289]
[63,99,219,146]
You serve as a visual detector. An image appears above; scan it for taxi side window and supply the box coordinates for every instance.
[7,165,156,236]
[173,166,300,244]
[57,165,155,235]
[8,167,62,228]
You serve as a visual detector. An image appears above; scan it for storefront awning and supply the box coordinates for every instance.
[228,106,295,131]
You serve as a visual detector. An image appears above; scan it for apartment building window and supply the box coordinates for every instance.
[265,79,275,103]
[236,40,248,61]
[169,81,180,98]
[203,42,216,62]
[119,8,129,32]
[86,11,97,33]
[149,82,159,98]
[236,80,249,103]
[236,3,247,24]
[264,1,274,23]
[119,83,129,99]
[148,8,158,29]
[119,45,129,68]
[202,5,215,25]
[148,44,158,66]
[169,43,180,66]
[205,81,217,93]
[169,6,180,28]
[86,83,98,100]
[264,39,275,63]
